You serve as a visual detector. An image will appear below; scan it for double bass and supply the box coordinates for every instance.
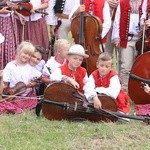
[71,0,103,75]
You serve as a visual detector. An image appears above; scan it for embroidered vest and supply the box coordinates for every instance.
[60,63,87,93]
[120,0,143,48]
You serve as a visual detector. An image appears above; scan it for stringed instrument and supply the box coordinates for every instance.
[36,82,150,124]
[15,2,48,16]
[39,82,118,122]
[128,51,150,105]
[71,0,103,75]
[0,0,30,10]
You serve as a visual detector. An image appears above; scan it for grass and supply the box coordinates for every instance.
[0,110,150,150]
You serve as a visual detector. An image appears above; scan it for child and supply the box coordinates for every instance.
[29,45,45,95]
[111,0,147,92]
[49,44,100,105]
[30,45,45,72]
[0,41,42,114]
[42,39,70,84]
[84,52,130,116]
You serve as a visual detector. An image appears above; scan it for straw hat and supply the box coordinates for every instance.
[0,33,5,44]
[67,44,89,58]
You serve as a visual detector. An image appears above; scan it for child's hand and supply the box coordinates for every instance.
[67,77,79,89]
[79,5,85,13]
[93,96,102,109]
[143,83,150,94]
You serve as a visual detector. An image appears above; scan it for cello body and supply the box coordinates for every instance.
[128,51,150,104]
[42,82,117,122]
[71,13,102,75]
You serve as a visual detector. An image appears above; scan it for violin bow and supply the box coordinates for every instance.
[87,105,150,124]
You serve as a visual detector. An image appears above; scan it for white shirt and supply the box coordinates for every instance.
[3,62,42,96]
[42,56,66,76]
[46,0,77,25]
[84,73,121,101]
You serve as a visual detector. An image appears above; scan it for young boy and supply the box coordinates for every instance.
[50,44,101,106]
[84,52,130,115]
[42,39,70,84]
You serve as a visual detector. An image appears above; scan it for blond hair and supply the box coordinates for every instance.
[16,41,35,56]
[97,52,113,63]
[54,39,70,55]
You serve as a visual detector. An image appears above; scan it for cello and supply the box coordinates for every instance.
[37,82,150,124]
[40,82,118,122]
[128,3,150,105]
[128,51,150,105]
[71,0,103,75]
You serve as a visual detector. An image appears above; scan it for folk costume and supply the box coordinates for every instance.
[50,61,89,93]
[69,0,111,42]
[111,0,146,92]
[46,0,77,40]
[84,70,130,114]
[42,56,67,77]
[0,11,19,69]
[16,0,49,60]
[0,62,42,114]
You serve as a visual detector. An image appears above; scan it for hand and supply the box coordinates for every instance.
[143,83,150,94]
[145,19,150,29]
[107,0,119,8]
[0,7,11,14]
[79,4,85,13]
[50,25,56,37]
[93,96,102,109]
[114,41,120,48]
[66,77,80,89]
[18,13,26,25]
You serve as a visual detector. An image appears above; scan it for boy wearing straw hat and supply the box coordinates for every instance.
[50,44,102,109]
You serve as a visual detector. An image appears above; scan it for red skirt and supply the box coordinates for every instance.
[0,91,38,114]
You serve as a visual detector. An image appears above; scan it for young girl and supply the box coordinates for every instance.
[0,41,42,114]
[84,52,130,116]
[42,39,70,84]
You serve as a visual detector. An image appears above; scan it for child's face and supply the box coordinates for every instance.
[58,45,70,59]
[19,52,31,63]
[97,60,112,76]
[67,55,84,70]
[30,51,42,66]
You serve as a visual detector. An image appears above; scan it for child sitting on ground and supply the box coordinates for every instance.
[84,52,130,118]
[0,41,42,114]
[42,39,70,84]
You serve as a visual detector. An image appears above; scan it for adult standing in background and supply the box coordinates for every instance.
[111,0,147,92]
[46,0,77,41]
[0,2,19,69]
[15,0,49,60]
[104,0,119,54]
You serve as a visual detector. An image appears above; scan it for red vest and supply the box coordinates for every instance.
[60,62,87,93]
[92,69,130,113]
[119,0,143,48]
[85,0,106,42]
[85,0,104,23]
